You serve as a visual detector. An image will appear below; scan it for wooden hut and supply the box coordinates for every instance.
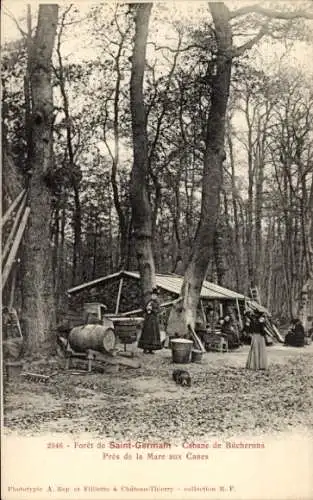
[66,271,267,329]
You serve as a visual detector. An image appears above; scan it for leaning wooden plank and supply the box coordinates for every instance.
[266,321,284,343]
[1,189,26,227]
[2,207,30,288]
[2,193,27,263]
[119,308,143,317]
[88,349,141,369]
[9,265,17,311]
[115,277,124,314]
[188,325,206,353]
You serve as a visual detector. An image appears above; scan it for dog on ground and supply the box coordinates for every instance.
[172,369,191,387]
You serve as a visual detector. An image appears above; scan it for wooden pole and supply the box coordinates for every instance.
[2,207,30,288]
[9,262,17,309]
[1,189,26,227]
[200,300,207,325]
[236,298,243,329]
[219,302,223,318]
[2,194,27,263]
[188,325,206,353]
[115,277,124,314]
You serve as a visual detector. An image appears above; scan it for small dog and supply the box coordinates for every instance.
[172,369,191,387]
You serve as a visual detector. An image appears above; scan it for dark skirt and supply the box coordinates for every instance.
[138,313,162,351]
[284,331,305,347]
[226,332,241,349]
[246,334,268,370]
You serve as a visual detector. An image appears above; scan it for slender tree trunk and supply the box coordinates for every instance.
[246,108,255,288]
[52,203,59,289]
[55,17,82,286]
[103,25,130,269]
[305,177,313,278]
[56,194,66,312]
[214,219,226,286]
[254,144,264,289]
[168,2,233,332]
[71,184,82,285]
[129,3,155,302]
[25,5,33,172]
[227,125,241,290]
[21,4,59,355]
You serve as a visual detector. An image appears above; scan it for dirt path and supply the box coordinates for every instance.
[3,344,313,442]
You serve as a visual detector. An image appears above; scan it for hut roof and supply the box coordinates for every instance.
[68,270,246,301]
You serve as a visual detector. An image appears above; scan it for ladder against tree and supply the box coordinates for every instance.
[250,286,261,304]
[2,189,30,289]
[2,189,30,347]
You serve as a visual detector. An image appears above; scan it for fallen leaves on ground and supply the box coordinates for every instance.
[3,349,313,442]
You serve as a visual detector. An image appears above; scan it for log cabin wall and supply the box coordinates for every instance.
[68,275,177,316]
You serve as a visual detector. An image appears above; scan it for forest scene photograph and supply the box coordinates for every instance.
[2,0,313,445]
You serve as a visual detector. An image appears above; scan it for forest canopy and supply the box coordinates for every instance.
[2,1,313,353]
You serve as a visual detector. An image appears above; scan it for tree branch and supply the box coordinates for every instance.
[3,7,27,38]
[230,4,313,20]
[232,21,270,56]
[147,41,207,53]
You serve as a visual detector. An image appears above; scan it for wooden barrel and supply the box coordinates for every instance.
[68,320,115,354]
[109,317,143,344]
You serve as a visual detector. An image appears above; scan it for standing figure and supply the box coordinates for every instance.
[246,312,268,370]
[138,288,162,354]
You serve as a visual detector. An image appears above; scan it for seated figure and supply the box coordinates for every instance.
[284,318,305,347]
[221,315,241,349]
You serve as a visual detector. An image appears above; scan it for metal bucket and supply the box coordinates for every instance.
[4,361,23,379]
[171,338,193,364]
[191,349,203,363]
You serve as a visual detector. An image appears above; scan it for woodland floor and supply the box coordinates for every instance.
[3,343,313,442]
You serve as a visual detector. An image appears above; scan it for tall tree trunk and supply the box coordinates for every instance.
[214,219,226,286]
[227,123,241,290]
[25,4,33,172]
[168,2,233,333]
[56,193,67,313]
[254,144,264,291]
[55,14,82,286]
[129,3,155,302]
[71,184,82,285]
[245,99,255,288]
[102,23,130,269]
[21,4,59,355]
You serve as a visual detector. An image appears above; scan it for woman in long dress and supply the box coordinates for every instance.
[246,312,268,370]
[138,288,162,354]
